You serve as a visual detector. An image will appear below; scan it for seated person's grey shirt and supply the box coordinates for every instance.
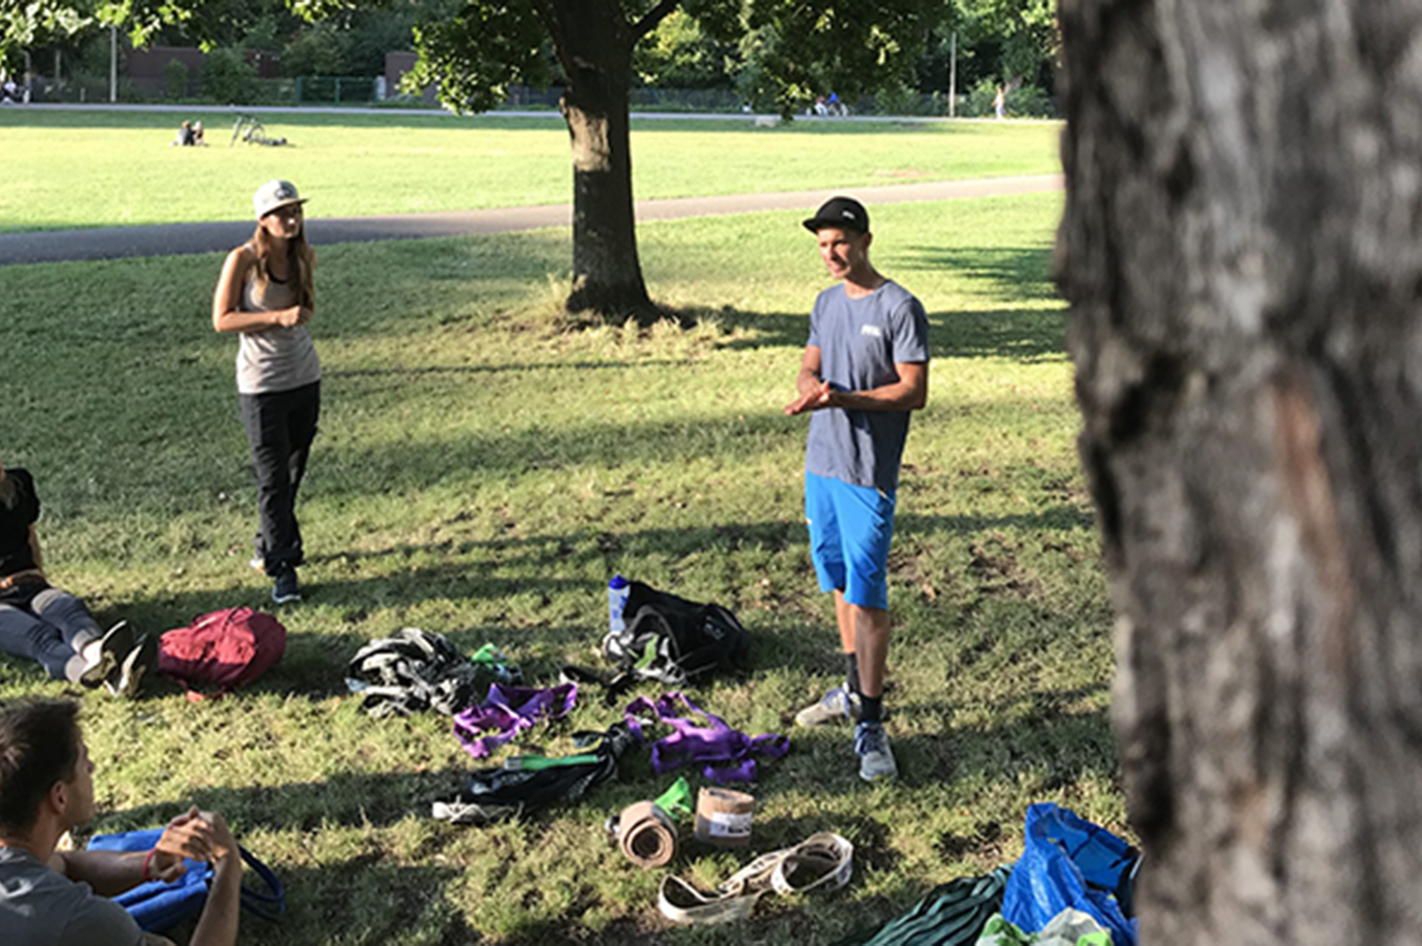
[0,847,145,945]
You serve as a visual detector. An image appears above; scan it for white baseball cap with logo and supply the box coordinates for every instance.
[252,179,307,220]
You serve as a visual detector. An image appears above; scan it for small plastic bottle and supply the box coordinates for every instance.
[608,575,630,635]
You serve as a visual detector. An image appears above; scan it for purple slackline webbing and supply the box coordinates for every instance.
[453,682,578,759]
[625,692,789,784]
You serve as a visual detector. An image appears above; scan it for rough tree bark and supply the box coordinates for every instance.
[537,0,676,323]
[1058,1,1422,943]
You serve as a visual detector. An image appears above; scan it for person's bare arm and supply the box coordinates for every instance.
[53,808,223,897]
[786,361,928,416]
[785,346,827,414]
[27,524,43,572]
[211,246,309,334]
[188,812,242,946]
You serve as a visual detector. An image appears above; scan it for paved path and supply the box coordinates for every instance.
[0,174,1062,266]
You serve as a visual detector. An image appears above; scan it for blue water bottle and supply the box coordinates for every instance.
[608,575,630,635]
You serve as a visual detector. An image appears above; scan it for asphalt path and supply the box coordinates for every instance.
[0,174,1062,266]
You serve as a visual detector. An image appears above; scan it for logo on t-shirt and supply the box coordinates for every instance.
[860,324,883,338]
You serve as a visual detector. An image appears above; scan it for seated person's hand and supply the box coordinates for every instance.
[151,806,238,876]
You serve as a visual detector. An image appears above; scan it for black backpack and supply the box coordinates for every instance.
[345,628,521,718]
[600,581,751,686]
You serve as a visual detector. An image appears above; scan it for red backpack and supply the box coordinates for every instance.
[159,607,287,701]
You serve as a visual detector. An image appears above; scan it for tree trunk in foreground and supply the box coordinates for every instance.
[1059,1,1422,943]
[540,0,656,323]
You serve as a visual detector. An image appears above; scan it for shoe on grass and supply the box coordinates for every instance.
[854,721,898,782]
[794,685,861,727]
[272,567,301,605]
[107,635,157,699]
[79,621,132,689]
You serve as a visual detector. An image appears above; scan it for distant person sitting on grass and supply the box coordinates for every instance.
[0,460,153,698]
[192,121,206,146]
[0,699,244,946]
[172,121,194,147]
[212,180,321,606]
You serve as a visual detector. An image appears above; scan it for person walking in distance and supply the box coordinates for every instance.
[785,197,930,781]
[212,180,321,605]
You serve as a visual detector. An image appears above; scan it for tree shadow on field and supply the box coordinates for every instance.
[769,681,1116,819]
[901,246,1059,302]
[707,304,1064,362]
[112,853,480,946]
[104,767,472,834]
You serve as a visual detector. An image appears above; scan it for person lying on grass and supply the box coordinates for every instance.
[0,460,154,697]
[0,699,244,946]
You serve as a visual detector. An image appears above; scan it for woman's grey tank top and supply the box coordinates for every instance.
[236,251,321,395]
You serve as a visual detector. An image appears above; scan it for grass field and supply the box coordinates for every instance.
[0,109,1061,232]
[0,190,1117,945]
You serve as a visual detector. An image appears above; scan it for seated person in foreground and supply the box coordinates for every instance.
[0,460,153,696]
[0,699,244,945]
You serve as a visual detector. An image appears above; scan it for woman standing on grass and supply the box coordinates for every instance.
[212,180,320,605]
[0,460,152,696]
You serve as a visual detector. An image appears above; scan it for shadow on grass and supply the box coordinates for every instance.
[107,767,470,834]
[710,305,1064,362]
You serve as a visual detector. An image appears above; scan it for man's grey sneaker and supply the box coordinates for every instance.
[794,685,862,727]
[272,568,301,605]
[854,721,898,782]
[80,621,132,689]
[107,635,157,699]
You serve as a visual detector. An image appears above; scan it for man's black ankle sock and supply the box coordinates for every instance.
[843,652,860,695]
[860,694,883,723]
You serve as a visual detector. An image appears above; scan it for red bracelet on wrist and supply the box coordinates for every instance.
[141,848,158,883]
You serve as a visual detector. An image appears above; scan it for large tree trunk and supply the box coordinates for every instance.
[539,0,656,323]
[1059,1,1422,943]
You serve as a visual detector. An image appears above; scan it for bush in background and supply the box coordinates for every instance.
[201,49,259,104]
[163,59,190,100]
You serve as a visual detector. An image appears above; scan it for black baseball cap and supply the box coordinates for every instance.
[803,196,870,234]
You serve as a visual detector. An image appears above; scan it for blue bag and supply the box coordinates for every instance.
[1001,803,1139,946]
[87,827,285,933]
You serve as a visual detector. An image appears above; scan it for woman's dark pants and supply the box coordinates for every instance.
[240,380,320,577]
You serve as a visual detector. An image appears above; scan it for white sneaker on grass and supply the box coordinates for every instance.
[854,721,898,782]
[79,621,132,689]
[794,685,862,727]
[107,635,157,699]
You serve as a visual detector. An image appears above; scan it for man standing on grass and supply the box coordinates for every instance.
[0,699,244,946]
[785,197,929,782]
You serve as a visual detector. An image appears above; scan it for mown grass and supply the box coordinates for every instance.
[0,192,1118,945]
[0,109,1060,232]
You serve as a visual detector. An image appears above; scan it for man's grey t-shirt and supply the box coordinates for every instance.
[0,847,144,946]
[805,279,930,492]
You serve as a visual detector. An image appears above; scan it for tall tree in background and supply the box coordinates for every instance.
[3,0,935,322]
[1059,0,1422,942]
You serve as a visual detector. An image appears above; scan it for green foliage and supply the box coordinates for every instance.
[162,57,190,99]
[404,1,547,113]
[737,0,941,117]
[282,23,348,76]
[633,8,731,90]
[199,46,259,103]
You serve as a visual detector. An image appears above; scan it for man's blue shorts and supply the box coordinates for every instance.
[805,471,896,611]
